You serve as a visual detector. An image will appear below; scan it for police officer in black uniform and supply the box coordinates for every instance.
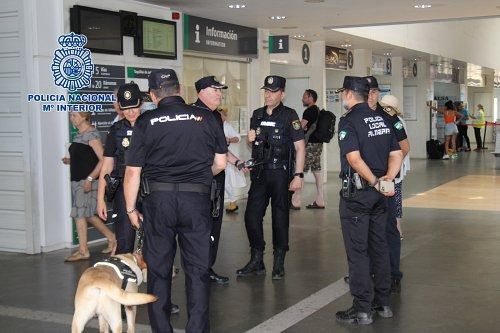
[335,76,403,325]
[236,75,305,280]
[193,75,244,285]
[366,76,410,293]
[124,69,227,333]
[97,82,142,254]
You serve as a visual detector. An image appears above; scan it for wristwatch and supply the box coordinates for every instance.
[294,172,304,178]
[86,176,93,182]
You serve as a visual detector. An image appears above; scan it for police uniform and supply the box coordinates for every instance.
[366,76,407,290]
[193,75,229,285]
[237,75,304,280]
[103,82,141,254]
[336,76,400,323]
[126,69,227,333]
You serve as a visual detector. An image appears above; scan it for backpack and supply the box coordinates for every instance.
[306,109,336,144]
[426,139,444,159]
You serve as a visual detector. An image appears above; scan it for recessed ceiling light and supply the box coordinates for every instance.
[414,4,432,9]
[228,4,246,9]
[293,34,305,38]
[341,43,352,48]
[270,16,287,20]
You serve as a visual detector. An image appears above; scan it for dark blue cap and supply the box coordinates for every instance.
[364,76,379,90]
[335,76,369,94]
[117,82,142,109]
[148,69,179,91]
[195,76,228,93]
[261,75,286,92]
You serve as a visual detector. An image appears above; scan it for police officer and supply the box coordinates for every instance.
[193,75,245,285]
[124,69,227,333]
[97,82,141,255]
[236,75,305,280]
[366,76,410,293]
[335,76,402,325]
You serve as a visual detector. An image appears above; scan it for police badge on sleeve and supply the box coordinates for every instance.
[292,120,301,130]
[51,32,93,92]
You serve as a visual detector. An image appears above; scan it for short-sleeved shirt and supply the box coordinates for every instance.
[192,98,227,183]
[458,108,469,125]
[302,104,321,143]
[126,96,228,186]
[375,103,407,142]
[69,127,100,182]
[103,119,134,178]
[250,103,304,163]
[338,102,400,178]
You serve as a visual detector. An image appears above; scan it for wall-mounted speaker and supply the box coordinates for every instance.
[120,10,138,37]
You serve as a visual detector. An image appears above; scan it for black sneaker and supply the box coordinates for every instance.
[371,305,393,318]
[335,306,373,325]
[391,279,401,294]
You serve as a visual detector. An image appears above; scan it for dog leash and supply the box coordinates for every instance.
[134,226,145,255]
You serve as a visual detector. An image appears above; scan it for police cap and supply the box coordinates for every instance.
[364,76,379,90]
[195,76,228,93]
[335,76,369,94]
[261,75,286,92]
[148,69,179,91]
[117,82,142,110]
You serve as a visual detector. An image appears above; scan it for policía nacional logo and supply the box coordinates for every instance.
[51,32,93,92]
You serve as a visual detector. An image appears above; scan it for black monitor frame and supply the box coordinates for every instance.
[134,16,177,60]
[70,5,123,55]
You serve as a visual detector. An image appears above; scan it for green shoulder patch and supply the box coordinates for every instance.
[394,121,403,130]
[292,120,301,130]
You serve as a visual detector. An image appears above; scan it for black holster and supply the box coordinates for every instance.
[104,174,121,202]
[139,173,150,198]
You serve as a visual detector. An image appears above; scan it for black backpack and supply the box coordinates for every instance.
[306,109,336,143]
[426,139,444,159]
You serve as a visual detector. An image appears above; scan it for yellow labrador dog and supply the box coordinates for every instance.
[71,253,157,333]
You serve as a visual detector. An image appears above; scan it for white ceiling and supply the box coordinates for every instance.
[137,0,500,64]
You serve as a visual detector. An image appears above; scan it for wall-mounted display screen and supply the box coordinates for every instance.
[135,17,177,59]
[70,6,123,55]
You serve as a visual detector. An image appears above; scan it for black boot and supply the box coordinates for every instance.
[272,249,286,280]
[236,248,265,277]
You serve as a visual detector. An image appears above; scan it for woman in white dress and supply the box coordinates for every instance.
[220,109,247,213]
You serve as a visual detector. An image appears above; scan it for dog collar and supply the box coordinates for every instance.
[94,257,143,288]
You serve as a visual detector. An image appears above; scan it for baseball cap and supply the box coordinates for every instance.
[364,76,379,90]
[380,95,401,114]
[148,69,179,91]
[261,75,286,92]
[335,76,369,94]
[117,82,142,110]
[195,76,228,93]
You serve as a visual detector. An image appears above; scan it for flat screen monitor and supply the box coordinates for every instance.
[70,6,123,55]
[135,17,177,59]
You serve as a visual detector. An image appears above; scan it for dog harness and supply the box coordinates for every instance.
[94,257,142,289]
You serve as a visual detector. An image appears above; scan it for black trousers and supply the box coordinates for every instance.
[457,124,471,149]
[339,188,391,313]
[142,190,212,333]
[244,168,290,252]
[210,172,225,268]
[474,127,482,149]
[386,195,402,281]
[112,184,136,254]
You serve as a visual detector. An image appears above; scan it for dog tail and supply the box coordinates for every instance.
[97,282,157,306]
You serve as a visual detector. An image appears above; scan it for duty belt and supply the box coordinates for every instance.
[149,182,210,194]
[262,161,287,170]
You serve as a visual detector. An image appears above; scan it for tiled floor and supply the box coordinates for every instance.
[0,151,498,332]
